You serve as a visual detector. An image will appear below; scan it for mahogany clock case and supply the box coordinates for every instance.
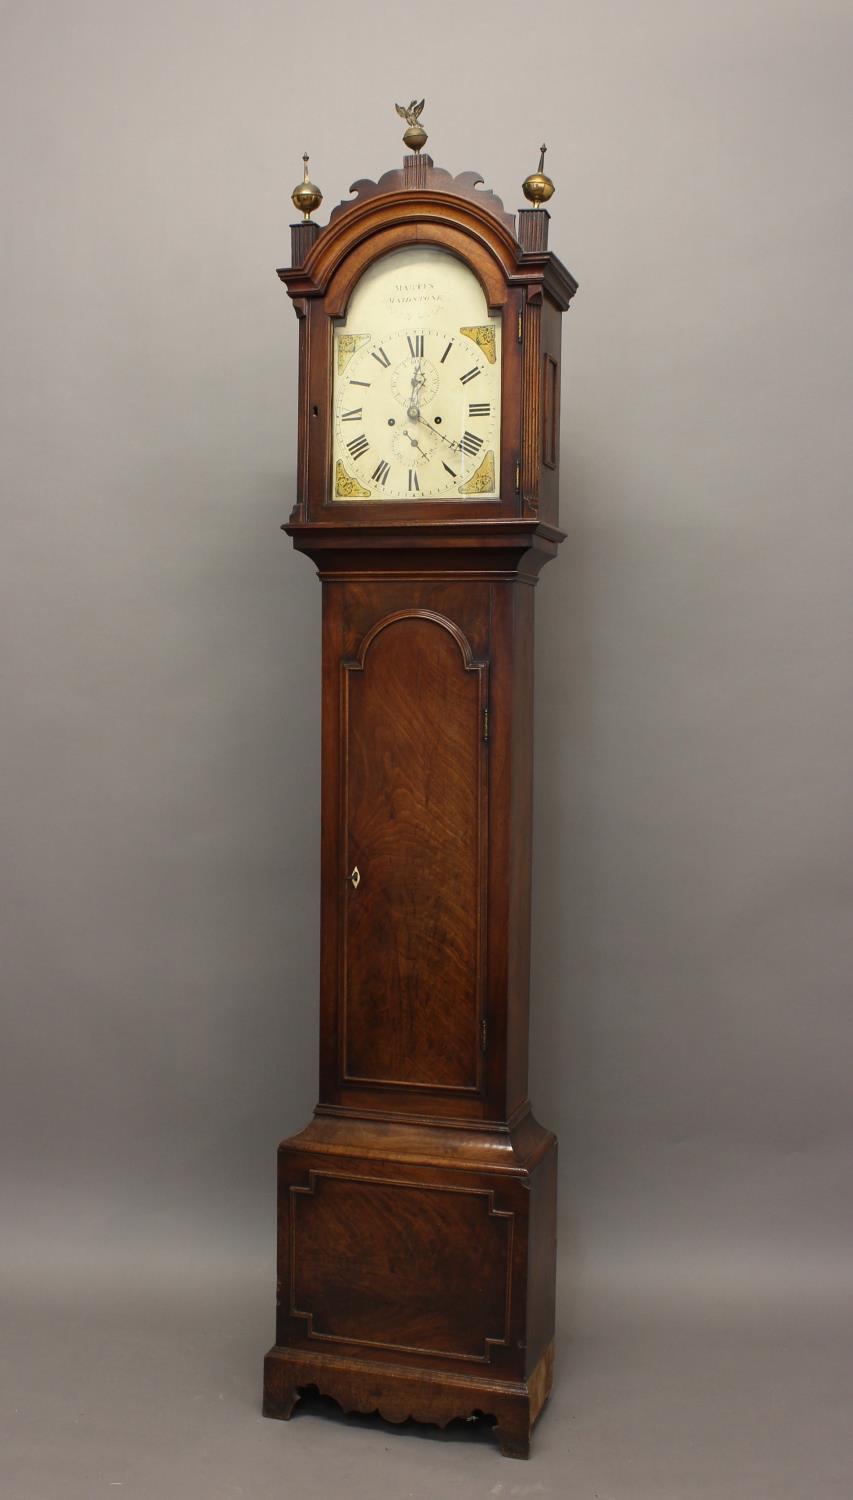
[262,152,577,1460]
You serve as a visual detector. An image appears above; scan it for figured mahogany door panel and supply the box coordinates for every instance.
[341,610,488,1093]
[289,1171,512,1362]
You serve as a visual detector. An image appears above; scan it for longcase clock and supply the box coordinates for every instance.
[262,110,578,1459]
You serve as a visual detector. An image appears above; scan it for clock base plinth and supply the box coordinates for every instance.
[263,1111,557,1459]
[262,1339,554,1460]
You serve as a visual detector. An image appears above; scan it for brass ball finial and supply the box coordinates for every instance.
[522,144,555,209]
[395,98,427,154]
[291,152,323,221]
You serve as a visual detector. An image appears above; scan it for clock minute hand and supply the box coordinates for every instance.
[412,411,459,451]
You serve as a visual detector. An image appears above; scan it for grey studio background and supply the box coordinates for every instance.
[2,2,851,1497]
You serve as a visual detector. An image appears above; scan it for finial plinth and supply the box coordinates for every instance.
[522,143,555,209]
[395,98,427,154]
[290,219,320,266]
[291,152,323,221]
[517,208,551,252]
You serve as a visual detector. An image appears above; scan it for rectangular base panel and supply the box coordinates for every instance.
[263,1340,554,1460]
[263,1115,557,1458]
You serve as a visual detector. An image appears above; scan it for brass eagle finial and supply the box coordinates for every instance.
[395,98,424,128]
[395,98,428,154]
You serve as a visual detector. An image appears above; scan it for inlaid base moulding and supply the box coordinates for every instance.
[262,105,578,1460]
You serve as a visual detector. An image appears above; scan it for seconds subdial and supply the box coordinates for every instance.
[391,425,428,462]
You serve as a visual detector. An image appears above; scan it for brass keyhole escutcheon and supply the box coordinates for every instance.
[348,866,360,890]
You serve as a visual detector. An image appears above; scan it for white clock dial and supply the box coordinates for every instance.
[330,247,502,502]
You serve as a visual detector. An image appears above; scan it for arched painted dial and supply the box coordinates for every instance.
[332,325,501,501]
